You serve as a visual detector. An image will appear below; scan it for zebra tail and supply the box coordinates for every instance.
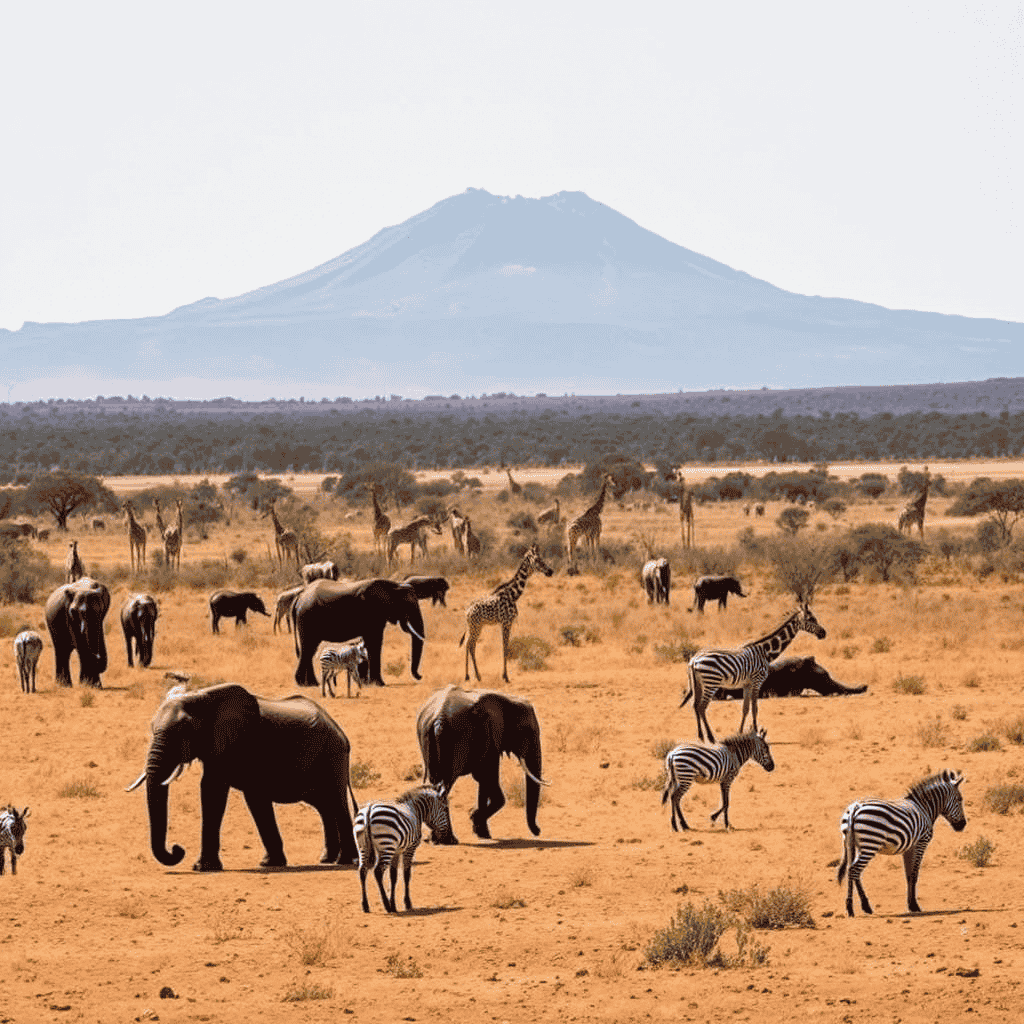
[348,781,360,818]
[679,662,695,708]
[837,809,857,885]
[458,632,466,648]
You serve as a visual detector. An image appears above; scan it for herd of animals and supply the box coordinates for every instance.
[2,472,966,922]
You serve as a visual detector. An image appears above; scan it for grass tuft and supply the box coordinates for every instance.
[491,889,527,909]
[983,782,1024,815]
[382,954,423,979]
[718,881,816,930]
[916,715,948,747]
[1002,716,1024,745]
[58,778,101,799]
[281,981,334,1002]
[285,922,334,966]
[968,733,1002,752]
[650,737,677,761]
[958,836,996,868]
[893,674,926,695]
[643,902,770,969]
[507,635,552,671]
[350,761,382,788]
[653,638,700,664]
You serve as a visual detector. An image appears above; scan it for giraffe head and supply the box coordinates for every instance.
[796,603,827,640]
[525,543,554,578]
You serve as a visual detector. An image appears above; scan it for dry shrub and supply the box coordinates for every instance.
[718,881,815,929]
[983,783,1024,814]
[653,637,700,664]
[508,635,552,671]
[643,902,769,969]
[1002,716,1024,745]
[632,771,667,791]
[383,954,423,979]
[893,674,926,695]
[650,737,677,760]
[58,778,101,799]
[968,733,1002,752]
[558,624,601,646]
[872,637,892,654]
[492,889,527,909]
[951,704,968,721]
[958,836,996,868]
[282,981,334,1002]
[916,715,948,747]
[350,761,381,788]
[568,866,594,888]
[79,690,96,707]
[285,921,334,966]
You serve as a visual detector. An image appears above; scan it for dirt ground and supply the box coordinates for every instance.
[2,482,1023,1023]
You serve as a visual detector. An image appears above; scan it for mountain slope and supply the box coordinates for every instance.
[4,188,1022,399]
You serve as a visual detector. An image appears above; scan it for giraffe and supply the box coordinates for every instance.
[465,517,482,559]
[566,475,613,567]
[537,498,560,527]
[678,475,694,548]
[387,516,442,567]
[265,501,299,566]
[369,484,391,555]
[898,467,930,538]
[122,500,147,570]
[448,507,467,556]
[153,498,168,538]
[163,499,184,570]
[65,541,84,583]
[460,543,554,683]
[506,467,522,496]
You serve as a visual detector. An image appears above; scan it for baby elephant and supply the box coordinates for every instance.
[0,805,30,875]
[209,591,270,633]
[319,640,370,698]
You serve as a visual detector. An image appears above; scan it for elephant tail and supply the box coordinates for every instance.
[348,780,360,818]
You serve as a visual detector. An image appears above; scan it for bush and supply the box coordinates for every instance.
[643,902,769,969]
[718,882,815,930]
[968,733,1002,752]
[894,675,926,695]
[350,761,381,787]
[559,624,600,647]
[766,536,835,603]
[836,523,926,583]
[383,954,423,979]
[0,537,52,603]
[958,836,996,868]
[508,636,552,671]
[653,637,701,664]
[281,981,334,1002]
[58,778,102,799]
[507,511,538,533]
[1003,716,1024,744]
[983,783,1024,814]
[915,714,947,746]
[776,507,810,535]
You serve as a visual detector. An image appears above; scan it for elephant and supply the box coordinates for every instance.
[401,574,450,607]
[416,685,547,841]
[121,593,158,668]
[691,575,747,613]
[712,656,868,699]
[126,682,359,871]
[292,578,425,688]
[209,590,269,633]
[44,577,111,687]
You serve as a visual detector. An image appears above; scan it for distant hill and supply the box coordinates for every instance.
[3,188,1023,400]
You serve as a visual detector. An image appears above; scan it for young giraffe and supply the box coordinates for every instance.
[460,543,554,682]
[265,501,299,566]
[464,517,481,559]
[369,483,391,555]
[153,498,168,538]
[537,498,560,527]
[387,516,442,567]
[65,540,84,583]
[448,507,467,556]
[163,498,184,570]
[122,500,147,570]
[897,467,930,538]
[566,475,613,567]
[678,475,694,548]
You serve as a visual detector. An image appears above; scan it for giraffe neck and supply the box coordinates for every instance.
[270,506,284,536]
[750,613,801,660]
[500,555,536,603]
[590,481,609,516]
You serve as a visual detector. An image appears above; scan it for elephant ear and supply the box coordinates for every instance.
[179,683,260,758]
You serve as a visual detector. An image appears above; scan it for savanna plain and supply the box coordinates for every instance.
[3,462,1024,1024]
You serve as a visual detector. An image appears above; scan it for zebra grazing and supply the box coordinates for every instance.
[320,640,369,698]
[837,770,966,917]
[0,805,30,875]
[14,630,43,693]
[662,729,774,831]
[354,785,457,913]
[682,604,827,743]
[641,558,671,604]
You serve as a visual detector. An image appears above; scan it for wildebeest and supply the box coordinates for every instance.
[401,575,450,607]
[209,591,270,633]
[712,656,867,699]
[691,575,746,613]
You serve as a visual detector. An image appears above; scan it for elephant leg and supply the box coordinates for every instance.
[308,795,342,864]
[55,647,72,688]
[196,775,230,871]
[471,763,504,839]
[242,790,286,867]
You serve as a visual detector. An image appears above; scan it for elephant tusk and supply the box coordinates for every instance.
[125,771,147,793]
[161,763,187,786]
[403,621,426,643]
[518,759,551,787]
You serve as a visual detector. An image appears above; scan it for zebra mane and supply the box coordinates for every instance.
[720,730,762,750]
[905,769,961,802]
[395,784,439,805]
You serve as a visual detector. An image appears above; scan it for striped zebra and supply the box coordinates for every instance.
[661,729,774,831]
[14,630,43,694]
[354,784,457,913]
[682,604,826,743]
[319,640,369,698]
[0,805,30,875]
[837,769,966,917]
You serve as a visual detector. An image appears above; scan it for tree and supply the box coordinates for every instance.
[946,478,1024,545]
[767,536,836,604]
[777,507,810,535]
[836,524,926,583]
[24,471,117,531]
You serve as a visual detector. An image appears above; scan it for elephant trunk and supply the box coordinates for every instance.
[78,618,108,686]
[523,740,543,837]
[145,740,186,866]
[401,614,425,681]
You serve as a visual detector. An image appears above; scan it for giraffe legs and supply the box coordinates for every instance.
[464,623,483,682]
[501,621,512,683]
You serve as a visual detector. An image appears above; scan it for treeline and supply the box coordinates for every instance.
[2,404,1024,479]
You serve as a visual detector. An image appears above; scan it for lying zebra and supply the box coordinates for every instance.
[354,784,457,913]
[661,730,774,831]
[0,805,30,875]
[320,640,369,698]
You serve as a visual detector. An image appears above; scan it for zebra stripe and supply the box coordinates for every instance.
[319,641,369,698]
[14,631,43,694]
[354,785,457,913]
[661,730,774,831]
[836,769,966,917]
[0,805,30,876]
[683,604,826,742]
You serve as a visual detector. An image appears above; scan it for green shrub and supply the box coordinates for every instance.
[893,674,925,695]
[643,902,769,969]
[718,882,815,930]
[958,836,996,868]
[983,783,1024,814]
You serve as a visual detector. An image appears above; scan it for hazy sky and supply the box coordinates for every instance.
[2,0,1021,334]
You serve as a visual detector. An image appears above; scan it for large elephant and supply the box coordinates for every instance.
[416,685,546,840]
[44,577,111,687]
[126,682,359,871]
[292,578,425,688]
[121,593,158,668]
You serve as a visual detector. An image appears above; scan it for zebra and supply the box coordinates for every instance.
[661,729,774,831]
[641,558,671,604]
[837,769,966,917]
[353,784,457,913]
[14,630,43,693]
[0,805,30,875]
[319,640,369,698]
[682,604,826,743]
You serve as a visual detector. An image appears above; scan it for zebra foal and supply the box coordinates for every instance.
[661,729,774,831]
[683,604,826,742]
[0,805,30,875]
[14,630,43,693]
[319,640,369,698]
[354,784,457,913]
[837,769,966,917]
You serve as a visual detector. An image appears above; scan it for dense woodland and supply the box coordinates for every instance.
[4,378,1024,478]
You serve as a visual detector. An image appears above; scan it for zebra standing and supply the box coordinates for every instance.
[0,805,30,875]
[354,784,457,913]
[837,769,966,917]
[14,630,43,693]
[682,604,826,743]
[661,729,774,831]
[319,640,369,698]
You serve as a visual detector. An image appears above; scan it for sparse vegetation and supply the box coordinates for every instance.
[285,922,334,966]
[492,890,528,910]
[983,783,1024,815]
[968,732,1001,752]
[508,635,552,671]
[281,981,334,1002]
[58,778,101,799]
[893,674,926,695]
[382,954,423,979]
[916,715,948,747]
[958,836,996,868]
[350,761,382,788]
[643,902,770,969]
[718,881,815,930]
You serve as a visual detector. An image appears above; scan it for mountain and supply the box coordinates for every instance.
[4,188,1023,400]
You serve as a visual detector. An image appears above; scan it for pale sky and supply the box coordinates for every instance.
[2,0,1022,334]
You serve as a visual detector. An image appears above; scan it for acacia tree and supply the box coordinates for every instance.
[767,536,836,604]
[946,478,1024,545]
[24,472,117,531]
